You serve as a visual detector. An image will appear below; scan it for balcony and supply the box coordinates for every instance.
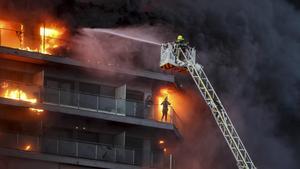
[0,131,173,169]
[43,87,177,124]
[0,22,175,83]
[0,80,179,127]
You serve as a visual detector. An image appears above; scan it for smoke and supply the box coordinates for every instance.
[146,0,300,169]
[70,0,299,168]
[59,0,300,168]
[70,25,172,71]
[160,85,236,169]
[0,0,65,21]
[1,0,299,168]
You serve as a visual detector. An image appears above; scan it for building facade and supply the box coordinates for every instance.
[0,20,180,169]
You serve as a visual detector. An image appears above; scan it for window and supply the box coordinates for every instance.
[99,133,114,145]
[126,90,144,101]
[45,78,59,89]
[125,136,143,149]
[100,85,115,97]
[44,77,75,105]
[45,77,74,91]
[79,82,100,95]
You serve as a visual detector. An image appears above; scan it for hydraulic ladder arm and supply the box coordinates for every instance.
[160,43,257,169]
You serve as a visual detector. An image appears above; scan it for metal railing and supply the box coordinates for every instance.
[42,87,177,124]
[0,131,134,164]
[0,79,177,125]
[0,131,173,168]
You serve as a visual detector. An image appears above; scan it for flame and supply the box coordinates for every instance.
[1,82,8,88]
[1,82,37,104]
[155,86,187,125]
[3,89,37,104]
[159,140,165,144]
[29,108,44,113]
[156,87,174,122]
[24,144,31,151]
[0,21,5,28]
[0,20,23,49]
[40,27,61,37]
[0,19,66,55]
[39,26,65,54]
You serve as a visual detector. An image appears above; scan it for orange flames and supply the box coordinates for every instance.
[1,82,37,104]
[0,19,66,55]
[29,108,44,113]
[29,108,44,116]
[24,144,31,151]
[3,89,37,103]
[39,25,65,54]
[156,87,176,123]
[0,20,23,49]
[155,86,190,126]
[159,139,168,153]
[159,140,165,144]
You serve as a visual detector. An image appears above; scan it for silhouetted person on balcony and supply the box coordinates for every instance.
[161,97,171,122]
[145,95,153,118]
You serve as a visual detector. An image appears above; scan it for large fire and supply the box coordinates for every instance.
[155,86,191,126]
[3,89,37,104]
[0,19,66,55]
[39,25,65,54]
[156,87,177,123]
[0,82,37,104]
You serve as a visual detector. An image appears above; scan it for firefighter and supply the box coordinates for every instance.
[161,97,171,122]
[175,35,189,62]
[176,35,186,44]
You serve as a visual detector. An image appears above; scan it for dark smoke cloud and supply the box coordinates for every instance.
[69,0,299,168]
[145,0,300,168]
[0,0,63,20]
[73,0,299,168]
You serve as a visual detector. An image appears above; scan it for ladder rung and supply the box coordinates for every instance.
[187,60,256,169]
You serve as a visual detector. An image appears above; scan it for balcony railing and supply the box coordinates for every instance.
[0,79,178,125]
[42,87,177,124]
[0,131,173,168]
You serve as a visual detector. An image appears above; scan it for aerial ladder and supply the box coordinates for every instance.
[160,41,257,169]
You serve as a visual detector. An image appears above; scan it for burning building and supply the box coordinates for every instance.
[3,0,299,169]
[0,18,68,55]
[0,2,181,169]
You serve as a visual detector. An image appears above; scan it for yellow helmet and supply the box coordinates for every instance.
[177,35,184,41]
